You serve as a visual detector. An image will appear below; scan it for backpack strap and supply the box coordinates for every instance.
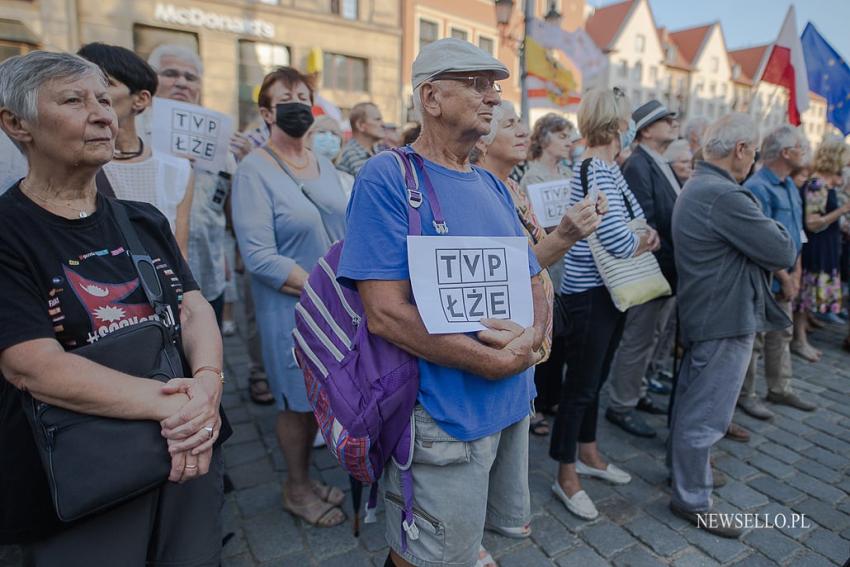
[388,147,449,235]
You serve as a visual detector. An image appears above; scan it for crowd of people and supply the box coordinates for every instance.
[0,34,849,567]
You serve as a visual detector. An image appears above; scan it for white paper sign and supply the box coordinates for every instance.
[407,236,533,334]
[150,98,234,173]
[526,180,572,229]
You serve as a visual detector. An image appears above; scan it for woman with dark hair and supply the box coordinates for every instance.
[77,43,193,257]
[0,51,225,565]
[232,67,348,527]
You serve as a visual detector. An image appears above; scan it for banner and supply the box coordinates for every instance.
[407,236,533,334]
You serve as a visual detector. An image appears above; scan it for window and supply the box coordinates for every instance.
[618,59,628,78]
[649,66,658,83]
[238,40,290,129]
[632,89,642,104]
[419,19,439,51]
[323,52,368,92]
[710,56,719,72]
[721,83,727,96]
[709,82,716,96]
[635,34,645,53]
[450,28,468,42]
[633,61,643,81]
[0,40,32,62]
[331,0,358,20]
[133,24,198,63]
[478,36,495,55]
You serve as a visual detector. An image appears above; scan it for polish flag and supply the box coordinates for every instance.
[759,6,809,125]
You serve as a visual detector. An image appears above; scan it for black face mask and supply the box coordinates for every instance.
[275,102,314,138]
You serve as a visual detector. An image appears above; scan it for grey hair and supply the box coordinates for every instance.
[0,51,105,124]
[469,101,515,164]
[702,113,759,160]
[479,101,515,146]
[663,139,692,162]
[761,124,804,162]
[147,44,203,76]
[683,116,710,144]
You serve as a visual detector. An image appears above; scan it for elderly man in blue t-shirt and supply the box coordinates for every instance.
[338,38,547,567]
[738,125,817,417]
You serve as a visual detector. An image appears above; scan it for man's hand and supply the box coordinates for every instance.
[498,327,542,375]
[477,318,524,349]
[556,198,601,243]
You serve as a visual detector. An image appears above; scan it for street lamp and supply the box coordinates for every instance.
[494,0,515,27]
[493,0,533,126]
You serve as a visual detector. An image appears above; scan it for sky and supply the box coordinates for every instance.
[587,0,850,60]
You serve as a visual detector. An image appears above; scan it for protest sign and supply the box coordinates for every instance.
[151,98,234,173]
[525,180,572,229]
[407,236,533,334]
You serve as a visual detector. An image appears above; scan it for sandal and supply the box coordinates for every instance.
[282,490,345,527]
[311,479,345,507]
[529,414,550,436]
[249,375,275,405]
[475,545,498,567]
[485,522,531,539]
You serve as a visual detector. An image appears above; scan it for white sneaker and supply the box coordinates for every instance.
[551,483,598,520]
[575,460,632,485]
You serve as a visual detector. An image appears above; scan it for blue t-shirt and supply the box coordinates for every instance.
[337,148,541,441]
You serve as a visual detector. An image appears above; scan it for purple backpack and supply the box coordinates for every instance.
[293,147,447,549]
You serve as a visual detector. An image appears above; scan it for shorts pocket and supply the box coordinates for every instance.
[385,491,444,538]
[412,407,470,467]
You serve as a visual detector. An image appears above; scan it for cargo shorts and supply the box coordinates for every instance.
[383,405,531,567]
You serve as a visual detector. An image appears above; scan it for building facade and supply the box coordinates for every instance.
[584,0,835,149]
[0,0,403,128]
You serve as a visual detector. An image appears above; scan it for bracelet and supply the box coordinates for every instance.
[193,366,225,384]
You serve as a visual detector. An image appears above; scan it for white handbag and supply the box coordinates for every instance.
[579,159,671,311]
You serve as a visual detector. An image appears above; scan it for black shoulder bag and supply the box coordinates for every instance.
[23,200,182,522]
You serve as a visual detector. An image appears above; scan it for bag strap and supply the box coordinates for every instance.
[389,147,448,235]
[108,200,172,328]
[579,157,636,220]
[95,168,116,198]
[387,149,423,236]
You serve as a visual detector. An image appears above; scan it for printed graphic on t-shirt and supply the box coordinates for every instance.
[62,265,175,345]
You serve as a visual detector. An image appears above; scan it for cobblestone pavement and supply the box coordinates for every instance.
[3,322,850,567]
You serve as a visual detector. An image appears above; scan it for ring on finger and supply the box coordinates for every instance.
[203,425,214,440]
[184,463,198,469]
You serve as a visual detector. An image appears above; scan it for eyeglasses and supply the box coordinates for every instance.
[158,69,201,83]
[433,75,502,94]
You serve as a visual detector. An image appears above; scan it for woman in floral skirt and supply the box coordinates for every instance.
[793,140,850,359]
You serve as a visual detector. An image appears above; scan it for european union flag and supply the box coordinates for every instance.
[802,23,850,135]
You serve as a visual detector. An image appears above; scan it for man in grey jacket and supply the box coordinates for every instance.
[668,113,796,538]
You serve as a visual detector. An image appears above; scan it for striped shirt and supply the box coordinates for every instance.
[561,158,644,294]
[335,138,374,177]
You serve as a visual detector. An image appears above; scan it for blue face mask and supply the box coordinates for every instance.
[570,144,586,163]
[312,131,341,160]
[619,119,636,151]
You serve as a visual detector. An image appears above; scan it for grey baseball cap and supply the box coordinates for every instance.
[412,38,510,90]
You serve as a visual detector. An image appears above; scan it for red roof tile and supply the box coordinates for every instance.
[668,24,713,65]
[728,45,768,83]
[585,0,635,51]
[658,26,692,71]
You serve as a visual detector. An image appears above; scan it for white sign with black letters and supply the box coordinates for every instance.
[150,98,234,173]
[407,236,533,334]
[525,180,573,229]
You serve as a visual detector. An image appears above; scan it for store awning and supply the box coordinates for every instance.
[0,19,40,45]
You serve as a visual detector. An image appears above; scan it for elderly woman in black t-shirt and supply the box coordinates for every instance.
[0,51,225,564]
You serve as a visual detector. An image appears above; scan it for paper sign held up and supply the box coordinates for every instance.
[151,98,234,173]
[525,180,573,229]
[408,236,533,334]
